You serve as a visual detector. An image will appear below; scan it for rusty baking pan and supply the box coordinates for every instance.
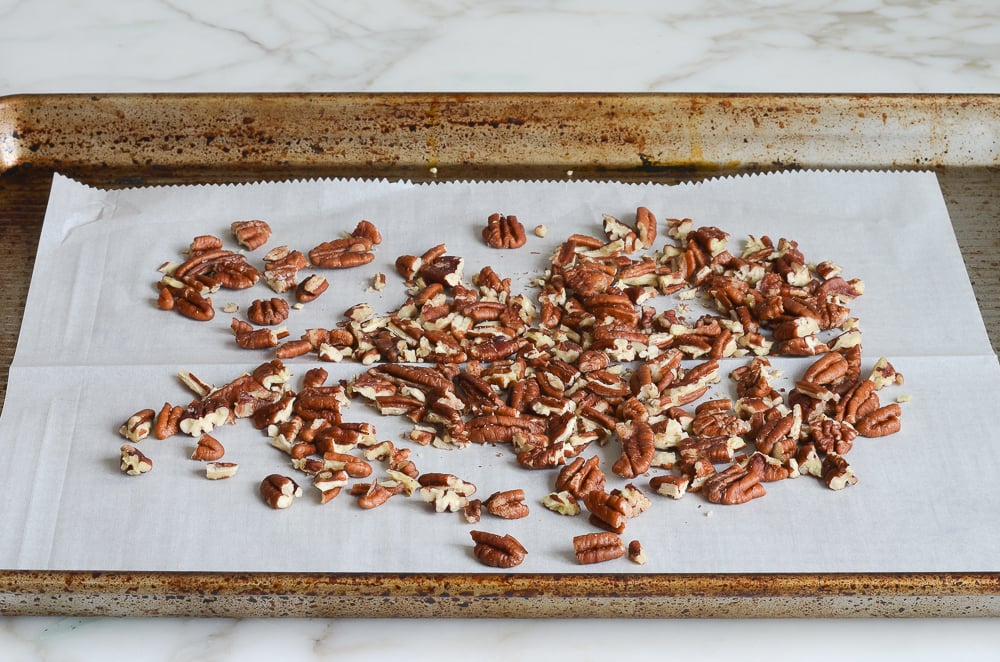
[0,93,998,617]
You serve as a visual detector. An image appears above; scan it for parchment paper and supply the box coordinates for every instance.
[1,170,997,573]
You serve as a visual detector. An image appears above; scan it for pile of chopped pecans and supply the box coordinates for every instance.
[119,207,906,568]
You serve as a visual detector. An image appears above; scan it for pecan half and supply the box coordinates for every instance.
[191,434,225,461]
[247,297,290,326]
[231,220,272,250]
[120,445,153,476]
[470,530,527,568]
[573,532,626,565]
[482,213,527,249]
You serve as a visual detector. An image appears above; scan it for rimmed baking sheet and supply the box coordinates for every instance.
[0,94,997,616]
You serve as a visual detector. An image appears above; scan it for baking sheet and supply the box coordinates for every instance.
[2,169,998,574]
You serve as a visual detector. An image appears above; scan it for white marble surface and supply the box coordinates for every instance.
[1,0,999,660]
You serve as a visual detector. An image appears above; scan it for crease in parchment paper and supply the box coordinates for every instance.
[2,170,998,574]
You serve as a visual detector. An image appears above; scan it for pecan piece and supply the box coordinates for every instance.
[484,489,530,519]
[295,274,329,303]
[351,219,382,245]
[247,297,290,326]
[573,532,626,565]
[119,408,155,442]
[482,213,527,249]
[263,246,308,293]
[260,474,302,509]
[191,434,225,461]
[821,453,858,490]
[205,462,238,480]
[231,219,272,250]
[470,530,527,568]
[120,445,153,476]
[628,539,648,565]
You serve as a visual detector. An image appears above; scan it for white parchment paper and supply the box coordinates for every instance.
[2,171,998,573]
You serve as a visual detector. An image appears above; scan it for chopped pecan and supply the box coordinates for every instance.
[205,462,238,480]
[541,490,581,516]
[573,532,626,565]
[231,220,272,250]
[627,539,648,565]
[295,274,329,303]
[470,530,527,568]
[484,489,530,519]
[351,219,382,245]
[120,445,153,476]
[821,453,858,490]
[260,474,302,509]
[263,246,308,293]
[191,434,225,461]
[119,408,155,442]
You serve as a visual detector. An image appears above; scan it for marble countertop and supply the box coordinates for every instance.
[2,1,998,660]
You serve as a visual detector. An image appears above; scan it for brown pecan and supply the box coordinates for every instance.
[555,455,606,500]
[356,481,396,509]
[482,213,527,249]
[810,416,857,455]
[703,462,766,505]
[634,207,657,249]
[419,255,464,288]
[309,237,375,269]
[191,434,225,461]
[836,380,879,425]
[119,408,155,442]
[120,445,153,476]
[231,220,272,250]
[855,403,902,438]
[821,453,858,490]
[649,473,689,499]
[573,532,626,565]
[802,352,849,387]
[612,420,655,478]
[189,234,223,253]
[153,403,184,440]
[484,489,530,519]
[470,530,527,568]
[351,219,382,245]
[168,285,215,321]
[583,490,630,533]
[295,274,329,303]
[263,246,308,293]
[260,474,303,509]
[628,539,648,565]
[248,297,290,326]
